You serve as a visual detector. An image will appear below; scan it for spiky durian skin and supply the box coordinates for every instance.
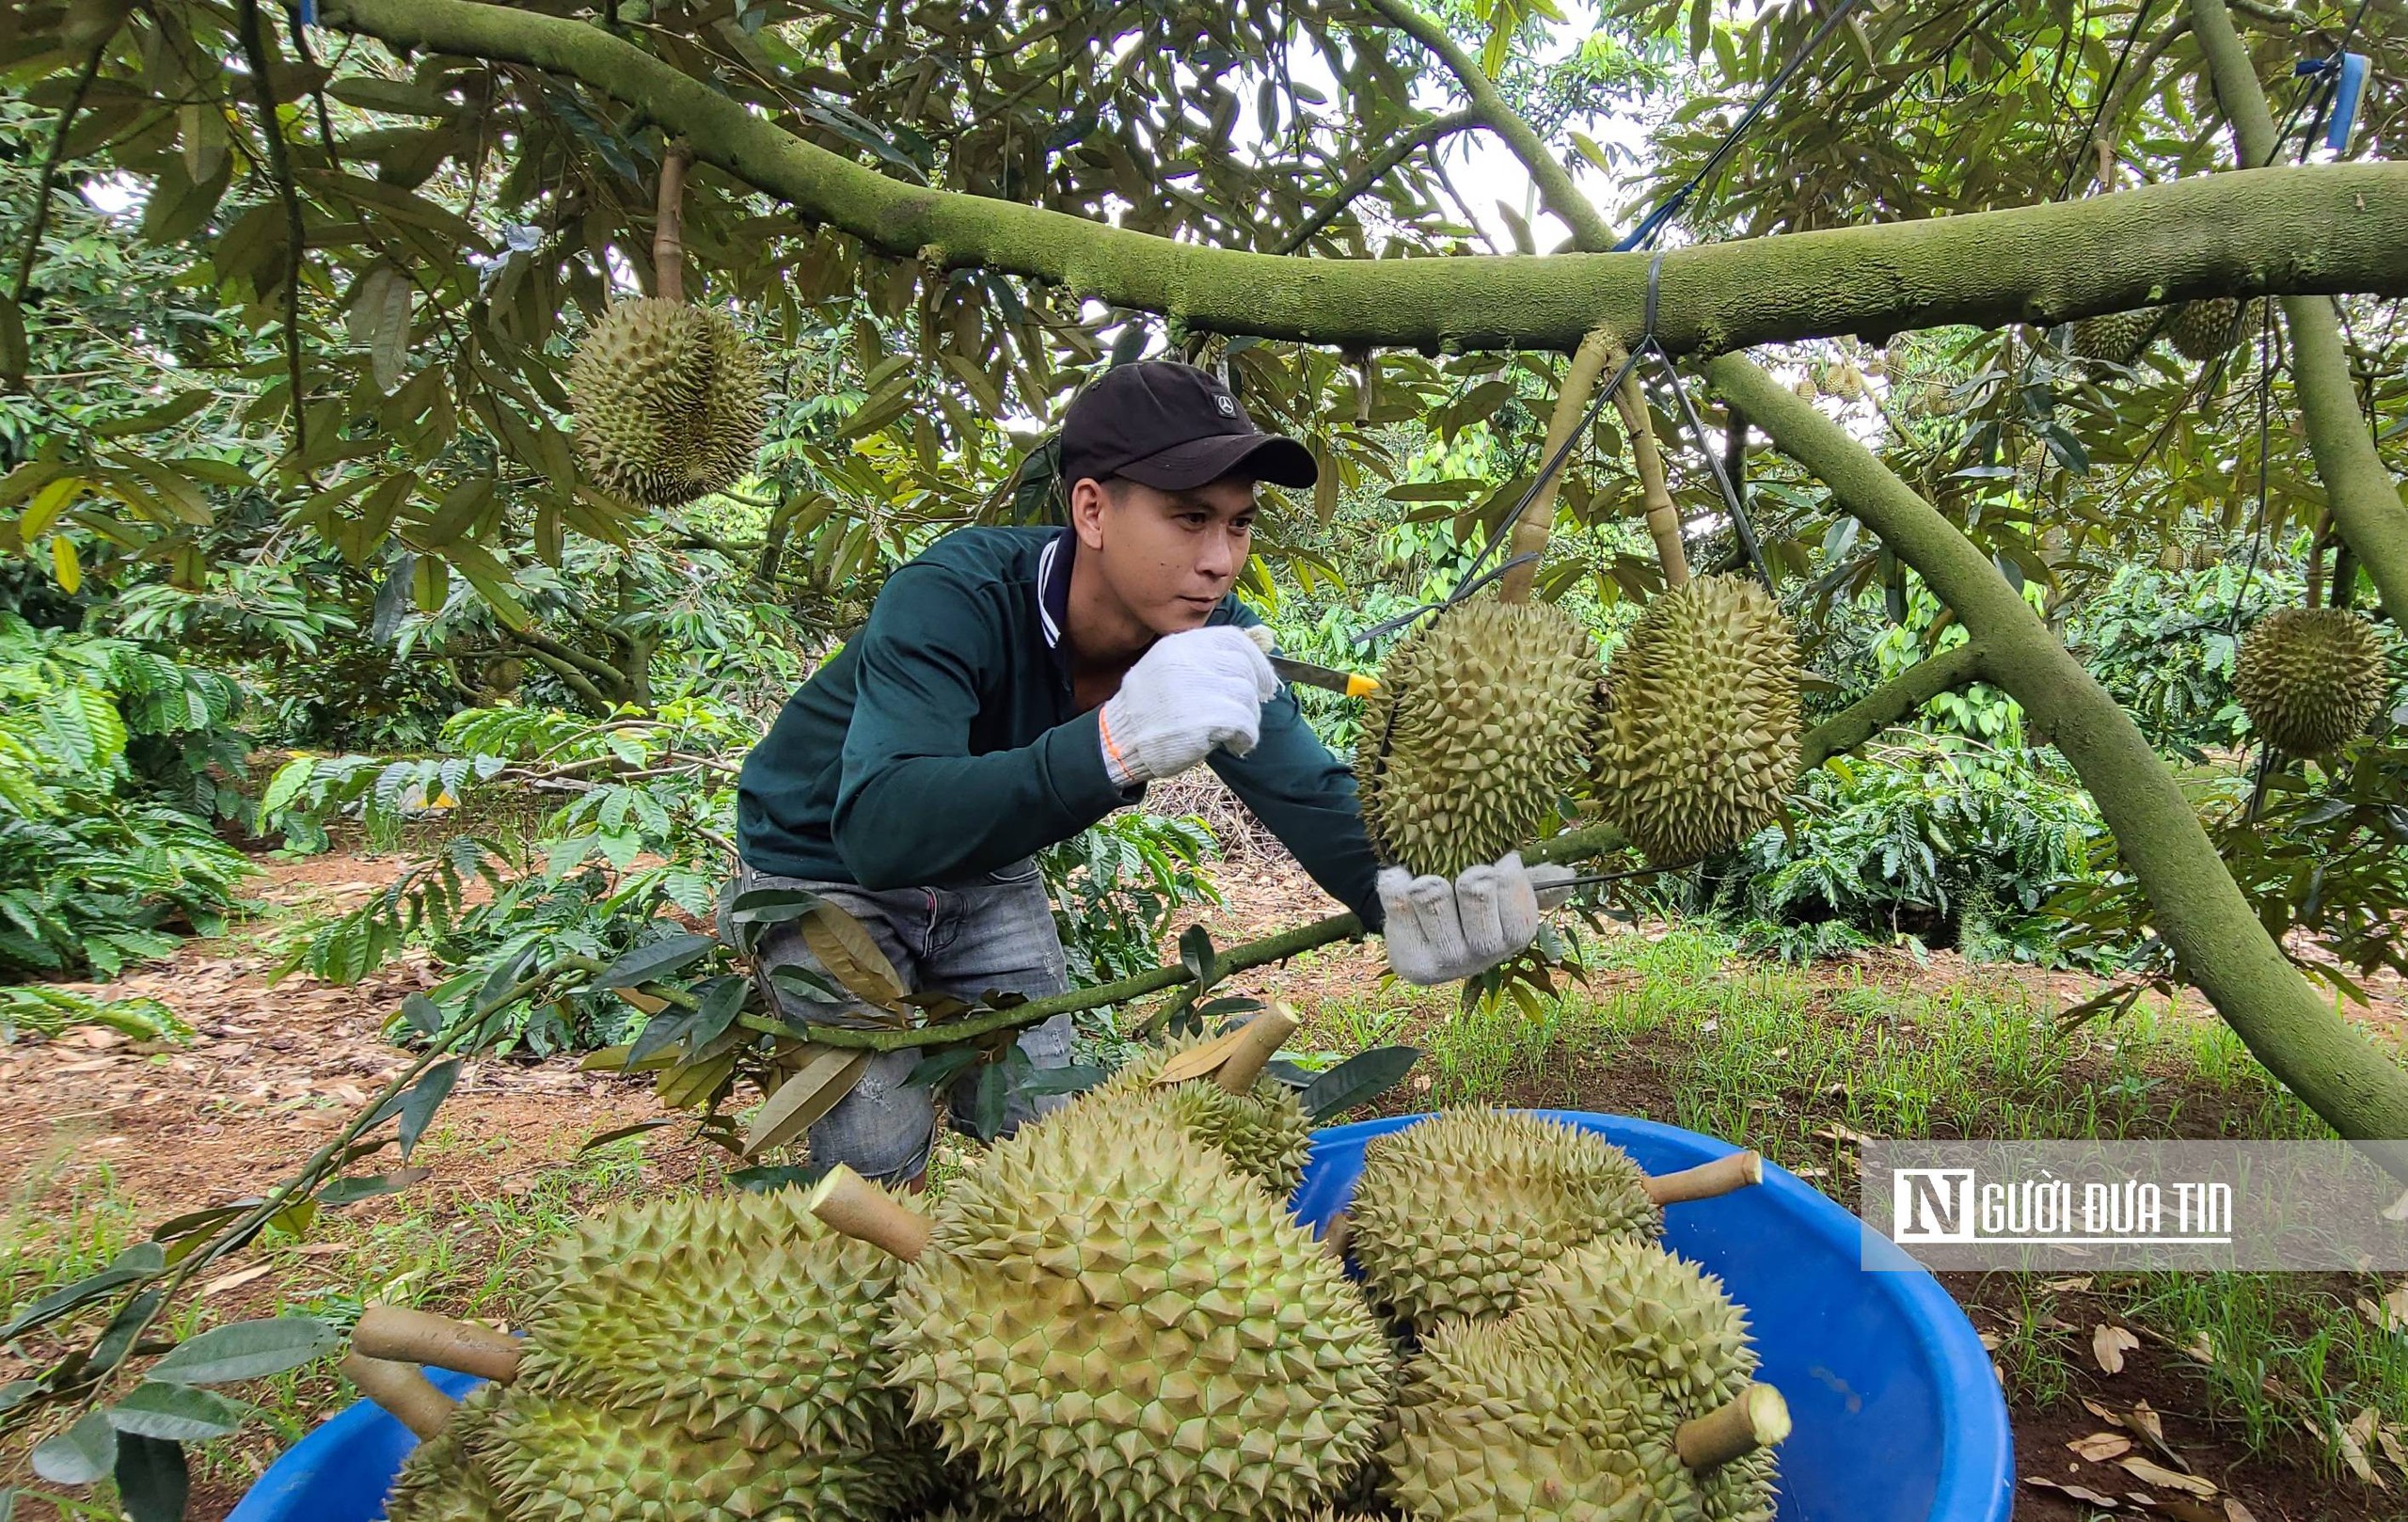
[1593,575,1800,865]
[384,1384,509,1522]
[569,296,767,507]
[2165,297,2267,361]
[470,1391,933,1522]
[881,1095,1396,1522]
[2067,308,2165,366]
[1084,1029,1317,1197]
[515,1187,911,1455]
[2233,606,2389,754]
[1345,1109,1661,1332]
[1386,1238,1776,1522]
[1355,598,1597,879]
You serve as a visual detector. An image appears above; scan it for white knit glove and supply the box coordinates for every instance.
[1098,626,1278,787]
[1379,851,1580,986]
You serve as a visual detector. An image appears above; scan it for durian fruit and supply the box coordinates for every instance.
[811,1091,1397,1522]
[513,1186,913,1457]
[470,1391,924,1522]
[1355,597,1598,880]
[1081,1009,1316,1197]
[1592,575,1801,865]
[1386,1237,1784,1522]
[384,1384,509,1522]
[2067,307,2168,367]
[2165,296,2267,361]
[568,295,767,507]
[2232,605,2389,753]
[1339,1109,1761,1332]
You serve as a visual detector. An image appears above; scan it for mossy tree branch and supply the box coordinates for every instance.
[1354,0,1616,251]
[2189,0,2408,624]
[798,648,1984,1053]
[315,0,2408,355]
[1712,354,2408,1142]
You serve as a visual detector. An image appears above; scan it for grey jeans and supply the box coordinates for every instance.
[729,861,1073,1182]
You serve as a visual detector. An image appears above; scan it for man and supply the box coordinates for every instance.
[734,360,1570,1183]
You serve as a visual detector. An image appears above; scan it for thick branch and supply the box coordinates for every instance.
[1275,110,1476,254]
[318,0,2408,354]
[1503,328,1616,602]
[237,0,311,467]
[794,650,1980,1053]
[1355,0,1615,251]
[1712,353,2408,1143]
[2190,0,2408,623]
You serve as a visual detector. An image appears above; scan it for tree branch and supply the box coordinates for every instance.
[2189,0,2408,624]
[1712,351,2408,1144]
[1273,109,1477,254]
[1354,0,1615,251]
[315,0,2408,355]
[8,43,104,319]
[2085,17,2193,193]
[796,650,1984,1053]
[237,0,310,468]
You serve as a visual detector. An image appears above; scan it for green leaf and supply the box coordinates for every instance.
[91,390,214,437]
[148,1317,340,1387]
[798,903,905,1005]
[578,1118,676,1153]
[1,1243,163,1343]
[113,1433,187,1522]
[31,1411,116,1486]
[318,1168,430,1206]
[398,992,443,1038]
[726,1163,829,1194]
[1301,1045,1422,1121]
[1015,1063,1106,1099]
[0,1484,15,1522]
[1179,924,1216,983]
[598,934,715,989]
[395,1060,459,1160]
[625,1004,698,1067]
[687,976,748,1050]
[108,1383,247,1441]
[730,887,818,924]
[901,1046,985,1090]
[258,755,317,817]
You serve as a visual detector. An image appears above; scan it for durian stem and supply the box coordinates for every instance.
[1213,1006,1300,1093]
[1676,1383,1791,1471]
[1643,1149,1763,1205]
[1607,340,1692,589]
[1320,1208,1353,1260]
[805,1164,932,1262]
[653,140,692,304]
[341,1352,457,1441]
[1501,328,1618,604]
[352,1307,524,1384]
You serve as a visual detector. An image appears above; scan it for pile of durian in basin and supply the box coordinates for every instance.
[345,1011,1789,1522]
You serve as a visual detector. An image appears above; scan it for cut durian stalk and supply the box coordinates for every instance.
[1676,1382,1793,1473]
[342,1351,457,1441]
[353,1306,524,1383]
[1077,1007,1317,1196]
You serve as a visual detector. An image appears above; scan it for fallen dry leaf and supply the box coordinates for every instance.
[2023,1476,2121,1508]
[2093,1324,2141,1374]
[289,1243,350,1257]
[2083,1397,2129,1428]
[2337,1407,2381,1486]
[2044,1276,2095,1292]
[2184,1330,2217,1365]
[2377,1423,2408,1477]
[2223,1498,2260,1522]
[1976,1331,2002,1351]
[2154,1498,2225,1522]
[2069,1432,2134,1462]
[2128,1400,2165,1445]
[200,1263,274,1298]
[2381,1279,2408,1333]
[2120,1455,2218,1498]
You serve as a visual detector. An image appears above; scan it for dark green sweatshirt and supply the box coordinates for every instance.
[736,526,1384,926]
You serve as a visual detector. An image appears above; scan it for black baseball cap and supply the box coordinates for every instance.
[1058,360,1318,492]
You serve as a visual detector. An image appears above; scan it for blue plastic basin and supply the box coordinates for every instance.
[232,1110,2012,1522]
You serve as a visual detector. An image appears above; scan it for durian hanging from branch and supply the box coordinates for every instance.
[2233,603,2389,755]
[568,142,768,509]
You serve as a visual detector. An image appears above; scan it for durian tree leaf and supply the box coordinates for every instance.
[901,1046,985,1090]
[598,933,716,988]
[149,1203,258,1248]
[106,1382,247,1441]
[730,891,816,929]
[767,962,848,1004]
[31,1410,117,1486]
[397,992,444,1038]
[112,1433,187,1522]
[654,1051,738,1111]
[390,1060,460,1160]
[148,1317,340,1387]
[1301,1045,1423,1121]
[966,1058,1011,1141]
[1263,1058,1318,1090]
[1196,995,1265,1030]
[317,1168,430,1206]
[742,1045,870,1155]
[624,1004,699,1067]
[798,902,907,1007]
[1,1243,162,1343]
[1178,924,1216,983]
[87,1290,163,1378]
[578,1118,678,1152]
[1015,1062,1107,1098]
[684,975,749,1051]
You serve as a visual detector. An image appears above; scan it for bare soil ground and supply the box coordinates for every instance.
[5,848,2404,1518]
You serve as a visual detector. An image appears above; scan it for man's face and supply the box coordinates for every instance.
[1074,475,1258,635]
